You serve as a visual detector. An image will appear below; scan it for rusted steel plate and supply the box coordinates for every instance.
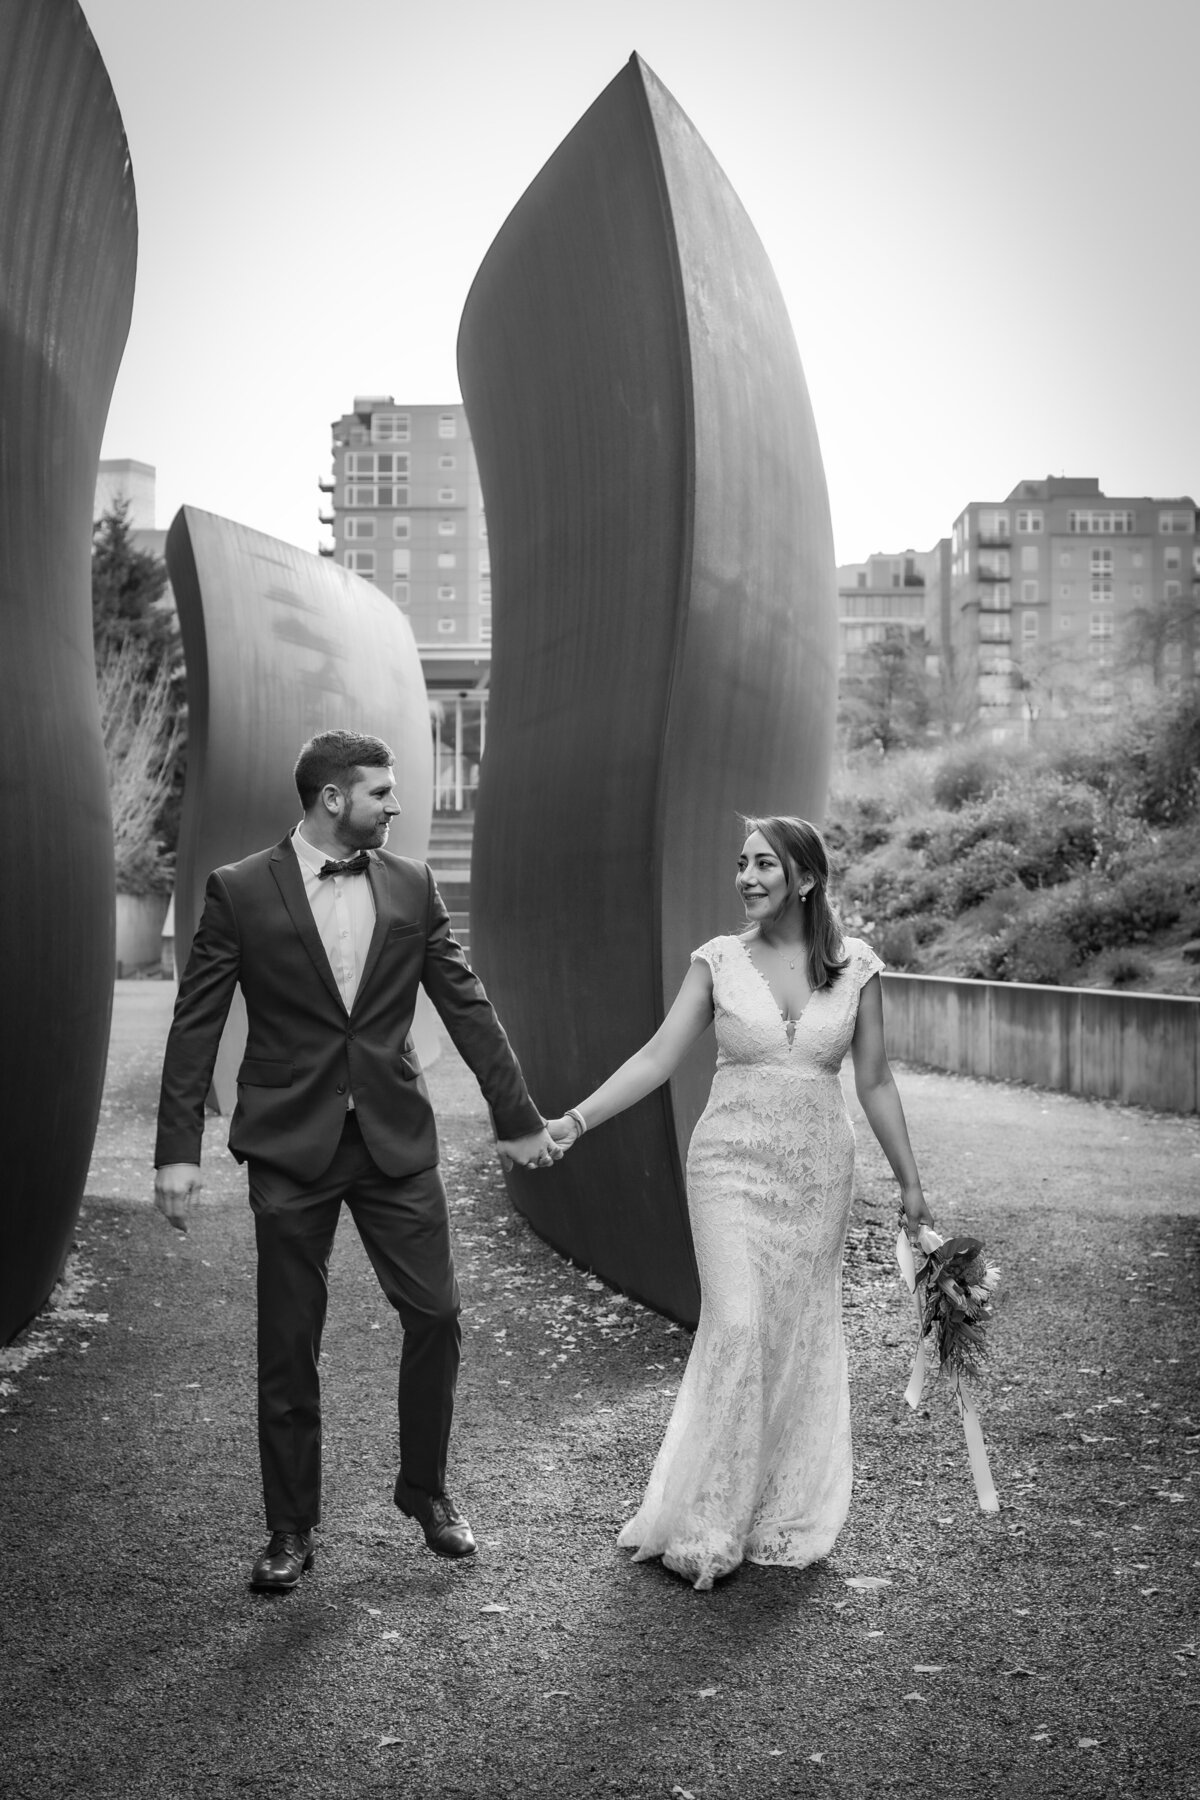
[0,0,137,1341]
[166,506,433,1111]
[459,55,836,1322]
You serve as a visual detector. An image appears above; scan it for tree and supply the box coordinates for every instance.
[91,501,184,890]
[1122,591,1198,697]
[838,628,933,753]
[92,498,175,662]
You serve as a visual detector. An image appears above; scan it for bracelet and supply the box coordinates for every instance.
[566,1107,588,1139]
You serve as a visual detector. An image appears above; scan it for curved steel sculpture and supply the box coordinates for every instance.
[0,1,137,1342]
[458,54,837,1323]
[167,507,435,1111]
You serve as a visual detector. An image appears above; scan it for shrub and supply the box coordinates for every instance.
[1105,952,1155,987]
[874,920,922,970]
[931,748,998,811]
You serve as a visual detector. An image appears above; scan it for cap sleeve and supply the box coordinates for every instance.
[843,935,885,987]
[690,936,727,974]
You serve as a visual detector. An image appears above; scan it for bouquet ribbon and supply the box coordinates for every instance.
[896,1228,1000,1514]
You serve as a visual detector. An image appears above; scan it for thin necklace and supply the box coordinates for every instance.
[760,934,802,971]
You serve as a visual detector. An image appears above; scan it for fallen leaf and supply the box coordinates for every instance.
[697,1686,719,1697]
[913,1664,943,1673]
[808,1752,825,1764]
[378,1735,403,1748]
[380,1630,400,1641]
[1031,1732,1050,1743]
[541,1689,571,1699]
[901,1692,927,1704]
[1006,1667,1037,1679]
[1078,1737,1100,1749]
[479,1603,508,1614]
[865,1630,884,1639]
[670,1788,696,1799]
[1140,1587,1160,1597]
[844,1576,893,1591]
[366,1608,382,1617]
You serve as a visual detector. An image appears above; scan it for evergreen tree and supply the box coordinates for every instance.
[91,498,175,662]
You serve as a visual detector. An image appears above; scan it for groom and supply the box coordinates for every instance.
[154,728,559,1591]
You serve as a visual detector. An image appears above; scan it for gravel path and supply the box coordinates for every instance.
[2,980,1198,1799]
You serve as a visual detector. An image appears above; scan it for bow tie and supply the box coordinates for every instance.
[318,850,372,880]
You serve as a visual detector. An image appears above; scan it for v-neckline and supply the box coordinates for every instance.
[735,936,814,1041]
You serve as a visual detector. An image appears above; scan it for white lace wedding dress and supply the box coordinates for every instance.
[617,933,885,1590]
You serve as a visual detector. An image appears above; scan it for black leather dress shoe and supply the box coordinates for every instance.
[393,1476,476,1558]
[250,1529,315,1591]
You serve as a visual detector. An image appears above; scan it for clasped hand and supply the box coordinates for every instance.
[496,1125,565,1173]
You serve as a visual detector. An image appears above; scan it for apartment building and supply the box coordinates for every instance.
[322,398,490,809]
[949,476,1198,732]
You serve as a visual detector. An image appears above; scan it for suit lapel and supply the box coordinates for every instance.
[353,853,396,1011]
[269,834,344,1010]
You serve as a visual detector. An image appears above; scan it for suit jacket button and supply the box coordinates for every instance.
[347,1030,356,1042]
[335,1083,347,1095]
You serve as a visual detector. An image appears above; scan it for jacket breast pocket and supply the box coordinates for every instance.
[388,923,423,941]
[238,1059,294,1087]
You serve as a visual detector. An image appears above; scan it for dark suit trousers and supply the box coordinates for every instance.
[248,1113,461,1533]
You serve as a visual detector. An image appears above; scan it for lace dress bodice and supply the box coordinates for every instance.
[617,933,884,1589]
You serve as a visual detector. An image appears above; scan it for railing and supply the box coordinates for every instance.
[880,971,1199,1114]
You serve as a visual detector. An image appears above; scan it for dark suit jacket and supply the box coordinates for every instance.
[154,834,542,1180]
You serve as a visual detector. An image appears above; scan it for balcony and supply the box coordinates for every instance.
[977,529,1011,548]
[317,476,335,493]
[977,562,1010,581]
[317,509,334,526]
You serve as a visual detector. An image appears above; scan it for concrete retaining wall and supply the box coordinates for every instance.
[115,892,170,976]
[880,971,1200,1115]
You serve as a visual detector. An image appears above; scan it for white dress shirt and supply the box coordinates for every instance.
[292,824,377,1017]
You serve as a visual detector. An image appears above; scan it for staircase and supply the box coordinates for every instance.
[427,813,474,954]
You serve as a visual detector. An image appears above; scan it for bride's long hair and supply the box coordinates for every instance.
[741,815,849,990]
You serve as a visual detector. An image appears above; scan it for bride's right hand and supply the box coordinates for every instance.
[546,1116,581,1148]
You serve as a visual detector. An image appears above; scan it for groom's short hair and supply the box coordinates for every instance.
[294,729,394,808]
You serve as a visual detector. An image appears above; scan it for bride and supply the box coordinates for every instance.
[547,815,933,1590]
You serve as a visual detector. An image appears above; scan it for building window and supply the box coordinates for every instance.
[1060,614,1075,630]
[393,548,410,576]
[979,510,1009,540]
[1090,548,1113,575]
[979,615,1011,641]
[1021,579,1039,603]
[1059,585,1072,600]
[371,413,409,443]
[1132,550,1144,568]
[348,425,367,445]
[1159,510,1193,534]
[345,518,376,539]
[480,580,491,603]
[437,553,457,569]
[1090,580,1113,604]
[1020,546,1039,572]
[480,553,491,576]
[437,488,457,504]
[1164,547,1182,571]
[1016,510,1043,533]
[1089,613,1114,638]
[437,519,456,536]
[437,586,456,601]
[1059,551,1072,567]
[438,455,457,470]
[393,581,409,607]
[1021,611,1039,639]
[436,618,457,634]
[438,414,457,439]
[1069,509,1135,534]
[344,550,375,575]
[393,517,410,539]
[344,451,409,508]
[1165,580,1182,599]
[478,615,492,644]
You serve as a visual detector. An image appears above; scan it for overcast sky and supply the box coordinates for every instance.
[86,0,1198,566]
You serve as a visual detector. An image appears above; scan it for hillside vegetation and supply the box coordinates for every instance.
[826,698,1200,996]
